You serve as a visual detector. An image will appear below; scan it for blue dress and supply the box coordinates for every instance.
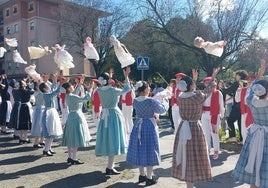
[41,84,63,138]
[62,92,91,147]
[31,90,45,137]
[95,79,131,156]
[232,83,268,187]
[126,96,166,166]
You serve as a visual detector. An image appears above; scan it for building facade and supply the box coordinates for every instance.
[0,0,106,78]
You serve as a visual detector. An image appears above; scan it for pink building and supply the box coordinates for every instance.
[0,0,107,78]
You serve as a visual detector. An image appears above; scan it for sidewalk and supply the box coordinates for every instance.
[0,115,247,188]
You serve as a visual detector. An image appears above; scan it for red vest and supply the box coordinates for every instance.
[121,90,133,106]
[171,85,180,106]
[91,89,101,113]
[210,90,220,126]
[240,87,253,127]
[60,93,66,106]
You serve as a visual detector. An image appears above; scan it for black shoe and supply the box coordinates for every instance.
[71,159,84,165]
[145,177,158,186]
[39,142,45,146]
[19,139,30,144]
[138,175,147,183]
[19,139,24,144]
[1,130,11,134]
[105,168,121,175]
[43,150,53,156]
[13,135,20,139]
[49,150,56,154]
[33,144,43,148]
[67,158,73,164]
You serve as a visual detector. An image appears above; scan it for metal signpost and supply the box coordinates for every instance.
[136,56,149,81]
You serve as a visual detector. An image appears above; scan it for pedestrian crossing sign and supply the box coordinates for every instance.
[137,56,149,70]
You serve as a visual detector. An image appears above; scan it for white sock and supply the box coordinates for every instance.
[107,156,114,169]
[44,138,52,151]
[146,166,153,179]
[72,148,78,160]
[68,147,73,159]
[139,167,146,176]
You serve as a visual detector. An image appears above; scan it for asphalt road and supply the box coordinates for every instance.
[0,113,248,188]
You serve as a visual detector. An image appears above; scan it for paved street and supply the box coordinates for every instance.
[0,112,248,188]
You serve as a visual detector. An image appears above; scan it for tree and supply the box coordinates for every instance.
[57,0,134,76]
[128,0,268,76]
[234,38,268,73]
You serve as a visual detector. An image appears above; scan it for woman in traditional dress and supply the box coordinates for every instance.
[39,72,63,156]
[0,74,12,134]
[126,81,168,186]
[109,35,135,68]
[61,82,92,165]
[95,67,131,175]
[31,81,45,148]
[171,68,219,188]
[232,59,268,188]
[17,79,34,144]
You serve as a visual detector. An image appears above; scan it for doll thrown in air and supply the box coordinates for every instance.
[194,36,227,57]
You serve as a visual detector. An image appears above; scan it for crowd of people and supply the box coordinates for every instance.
[0,35,268,187]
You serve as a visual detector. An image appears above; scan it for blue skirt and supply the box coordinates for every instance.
[126,118,160,166]
[62,110,91,147]
[95,108,127,156]
[232,129,268,187]
[31,106,44,137]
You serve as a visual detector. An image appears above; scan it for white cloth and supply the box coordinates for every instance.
[13,50,27,64]
[201,112,220,151]
[54,47,74,70]
[200,41,226,57]
[84,42,99,60]
[176,120,196,179]
[5,101,12,122]
[0,47,7,58]
[60,98,69,125]
[111,38,135,68]
[25,64,42,81]
[172,105,181,134]
[101,108,110,128]
[122,104,134,134]
[245,124,268,187]
[45,108,63,136]
[5,38,18,47]
[28,46,51,60]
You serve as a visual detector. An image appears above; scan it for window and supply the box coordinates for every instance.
[31,41,35,46]
[14,24,18,33]
[5,8,10,17]
[13,5,18,14]
[30,22,34,31]
[6,27,10,34]
[28,2,34,11]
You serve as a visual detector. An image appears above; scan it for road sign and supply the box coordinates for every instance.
[137,56,149,70]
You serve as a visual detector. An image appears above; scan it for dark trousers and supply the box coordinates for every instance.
[168,105,174,129]
[227,103,242,140]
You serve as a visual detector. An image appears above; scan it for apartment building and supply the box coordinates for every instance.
[0,0,108,78]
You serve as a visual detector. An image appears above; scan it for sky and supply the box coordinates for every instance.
[111,0,268,38]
